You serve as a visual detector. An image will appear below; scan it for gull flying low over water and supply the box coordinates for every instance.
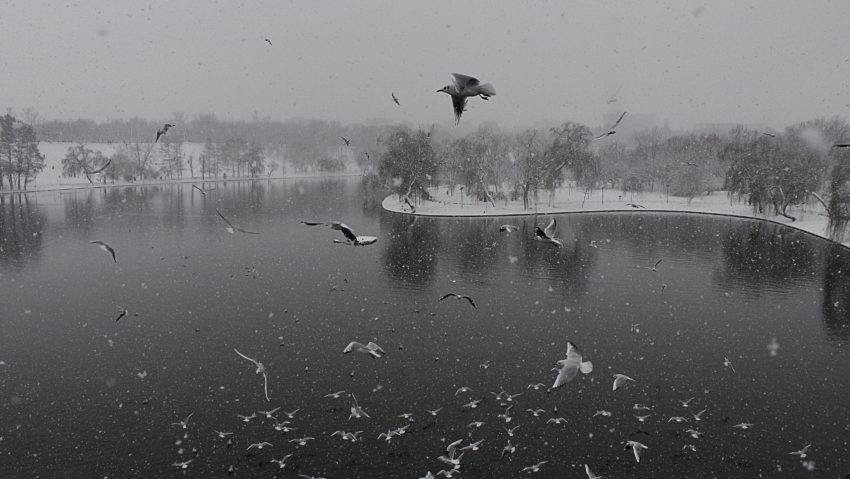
[392,92,400,106]
[349,393,370,419]
[437,73,496,125]
[638,258,662,271]
[300,220,377,246]
[155,123,174,142]
[551,341,593,389]
[499,224,519,233]
[89,240,117,263]
[596,112,627,140]
[234,348,270,401]
[534,218,563,248]
[585,464,602,479]
[439,293,476,308]
[114,308,128,322]
[521,461,548,473]
[171,412,194,429]
[216,208,259,234]
[625,440,648,463]
[340,136,351,146]
[343,341,385,358]
[612,374,635,391]
[789,444,811,458]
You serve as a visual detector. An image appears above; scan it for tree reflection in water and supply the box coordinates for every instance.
[822,243,850,340]
[0,193,45,268]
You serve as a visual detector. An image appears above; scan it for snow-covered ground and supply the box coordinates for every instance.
[383,185,849,248]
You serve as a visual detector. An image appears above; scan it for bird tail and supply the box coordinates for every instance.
[478,83,496,96]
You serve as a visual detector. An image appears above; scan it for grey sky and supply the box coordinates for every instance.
[1,0,848,130]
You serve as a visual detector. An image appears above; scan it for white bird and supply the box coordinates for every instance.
[625,440,648,463]
[679,397,695,407]
[789,444,811,458]
[324,390,346,398]
[521,461,548,473]
[585,464,602,479]
[462,399,482,409]
[425,407,443,416]
[237,412,257,422]
[89,240,117,263]
[171,412,194,429]
[534,218,563,248]
[527,382,545,390]
[499,224,519,233]
[437,73,496,124]
[455,386,472,395]
[247,441,273,450]
[257,407,280,418]
[349,393,370,420]
[612,374,634,391]
[527,408,546,417]
[668,416,688,423]
[234,348,270,401]
[767,337,780,356]
[685,428,702,439]
[593,410,612,418]
[551,341,594,389]
[270,454,294,469]
[439,292,476,308]
[460,439,484,451]
[595,111,627,140]
[282,409,300,419]
[467,421,485,428]
[289,436,314,447]
[546,417,567,424]
[172,459,192,469]
[504,425,520,436]
[724,357,736,372]
[300,220,377,246]
[216,208,259,234]
[733,422,754,429]
[692,408,707,421]
[501,440,516,456]
[213,430,233,439]
[343,341,385,358]
[638,258,662,271]
[635,414,651,422]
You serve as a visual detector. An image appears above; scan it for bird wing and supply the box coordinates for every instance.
[366,342,385,354]
[451,73,479,91]
[595,131,610,140]
[543,218,557,237]
[553,341,583,388]
[334,223,358,242]
[234,348,259,366]
[354,235,377,245]
[155,130,163,142]
[609,111,627,130]
[192,184,206,195]
[654,258,663,268]
[451,95,467,124]
[216,209,236,229]
[440,293,457,302]
[262,371,270,401]
[300,220,331,226]
[343,341,363,353]
[236,226,260,235]
[461,296,477,308]
[392,93,400,105]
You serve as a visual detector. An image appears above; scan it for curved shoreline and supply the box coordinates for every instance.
[382,191,850,249]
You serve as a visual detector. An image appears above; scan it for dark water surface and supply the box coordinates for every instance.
[0,177,848,478]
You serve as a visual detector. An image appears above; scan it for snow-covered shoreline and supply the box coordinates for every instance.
[382,187,850,249]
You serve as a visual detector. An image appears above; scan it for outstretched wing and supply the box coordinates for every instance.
[87,159,112,174]
[334,223,358,243]
[440,293,457,302]
[451,73,479,91]
[609,111,627,130]
[543,218,557,238]
[451,95,467,124]
[216,209,235,229]
[300,220,330,226]
[234,348,259,366]
[461,295,477,308]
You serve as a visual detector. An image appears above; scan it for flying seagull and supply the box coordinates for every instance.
[638,258,663,272]
[264,38,273,46]
[343,341,385,358]
[340,136,351,146]
[440,293,476,308]
[392,92,400,106]
[216,208,259,234]
[612,374,635,391]
[234,348,270,401]
[625,440,648,463]
[551,341,593,389]
[191,184,207,196]
[155,123,174,143]
[499,224,519,233]
[300,220,377,246]
[114,308,128,322]
[833,144,850,148]
[534,218,563,248]
[437,73,496,125]
[89,240,117,263]
[596,112,627,140]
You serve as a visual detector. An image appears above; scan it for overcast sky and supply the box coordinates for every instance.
[1,0,848,130]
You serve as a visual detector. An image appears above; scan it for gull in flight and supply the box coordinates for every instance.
[546,417,567,424]
[521,461,548,473]
[325,390,346,398]
[172,460,192,469]
[832,143,850,148]
[264,38,273,46]
[171,412,194,429]
[534,218,563,248]
[527,382,545,390]
[638,259,662,271]
[679,397,695,407]
[425,407,443,416]
[724,357,736,373]
[191,184,208,196]
[289,437,315,447]
[234,348,270,401]
[502,440,517,456]
[114,308,128,322]
[596,111,627,140]
[789,444,811,458]
[392,92,400,106]
[437,73,496,124]
[343,341,385,358]
[214,430,233,439]
[89,240,117,263]
[349,393,370,420]
[216,208,259,235]
[499,224,519,233]
[439,293,476,308]
[258,407,280,418]
[461,439,484,452]
[468,420,485,428]
[237,412,257,422]
[585,464,602,479]
[155,123,174,143]
[551,341,594,389]
[625,203,645,209]
[625,440,648,463]
[455,386,472,395]
[300,220,377,246]
[247,441,273,451]
[692,408,707,421]
[270,454,294,469]
[733,422,754,429]
[340,136,351,146]
[612,374,635,391]
[635,414,651,422]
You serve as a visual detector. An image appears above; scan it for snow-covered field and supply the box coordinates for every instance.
[383,185,849,248]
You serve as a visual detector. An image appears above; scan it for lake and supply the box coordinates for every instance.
[0,177,848,477]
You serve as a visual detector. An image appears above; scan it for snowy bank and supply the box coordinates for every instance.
[382,186,849,249]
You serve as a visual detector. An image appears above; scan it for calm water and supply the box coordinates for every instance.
[0,177,848,478]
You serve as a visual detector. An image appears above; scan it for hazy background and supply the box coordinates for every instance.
[1,0,848,130]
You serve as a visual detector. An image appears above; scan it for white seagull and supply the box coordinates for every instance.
[439,292,476,308]
[551,341,593,389]
[625,440,648,463]
[534,218,563,248]
[300,220,377,246]
[343,341,385,358]
[595,111,627,140]
[612,374,635,391]
[437,73,496,124]
[585,464,602,479]
[171,412,194,429]
[499,224,519,233]
[234,348,270,401]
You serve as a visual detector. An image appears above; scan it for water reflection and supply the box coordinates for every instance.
[0,194,45,267]
[822,243,850,340]
[380,213,440,287]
